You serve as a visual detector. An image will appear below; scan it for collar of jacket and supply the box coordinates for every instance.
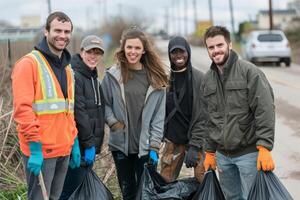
[210,50,239,77]
[71,54,98,78]
[107,65,122,83]
[34,37,71,68]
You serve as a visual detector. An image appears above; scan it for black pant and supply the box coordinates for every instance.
[112,151,149,200]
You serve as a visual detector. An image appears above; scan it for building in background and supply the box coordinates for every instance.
[20,15,41,28]
[288,0,300,15]
[257,9,297,30]
[0,15,42,42]
[0,27,42,42]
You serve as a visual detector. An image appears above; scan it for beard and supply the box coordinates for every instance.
[212,48,230,66]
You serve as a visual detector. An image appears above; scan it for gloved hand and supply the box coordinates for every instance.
[203,152,216,171]
[28,142,44,176]
[84,146,96,166]
[149,150,158,165]
[185,146,199,168]
[110,121,125,131]
[69,137,81,169]
[257,146,275,171]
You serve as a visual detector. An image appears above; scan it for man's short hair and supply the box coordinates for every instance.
[45,11,73,31]
[204,26,231,45]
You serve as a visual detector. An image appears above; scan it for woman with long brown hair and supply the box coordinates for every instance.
[102,27,168,200]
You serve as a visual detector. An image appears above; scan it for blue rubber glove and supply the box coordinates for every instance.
[28,142,43,176]
[84,146,96,166]
[149,150,158,165]
[69,137,81,169]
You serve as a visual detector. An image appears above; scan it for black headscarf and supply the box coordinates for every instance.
[168,36,193,116]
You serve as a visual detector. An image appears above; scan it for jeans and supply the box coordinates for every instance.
[216,151,258,200]
[23,155,69,200]
[112,151,149,200]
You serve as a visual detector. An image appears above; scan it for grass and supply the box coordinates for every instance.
[0,184,27,200]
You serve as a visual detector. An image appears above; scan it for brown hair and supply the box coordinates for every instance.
[45,11,73,31]
[204,26,231,46]
[115,27,168,89]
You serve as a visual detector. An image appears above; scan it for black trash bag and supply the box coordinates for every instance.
[136,164,199,200]
[68,167,114,200]
[192,169,225,200]
[247,170,293,200]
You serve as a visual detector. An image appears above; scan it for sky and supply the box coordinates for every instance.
[0,0,290,34]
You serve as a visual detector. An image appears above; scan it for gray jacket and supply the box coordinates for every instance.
[101,65,166,157]
[203,50,275,157]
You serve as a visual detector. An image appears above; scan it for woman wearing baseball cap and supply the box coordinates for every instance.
[60,35,106,199]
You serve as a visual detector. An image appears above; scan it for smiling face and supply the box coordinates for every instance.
[80,48,103,70]
[44,18,72,57]
[170,48,188,70]
[205,35,232,66]
[124,38,145,69]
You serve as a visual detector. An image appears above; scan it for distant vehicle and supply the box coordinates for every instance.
[241,30,291,67]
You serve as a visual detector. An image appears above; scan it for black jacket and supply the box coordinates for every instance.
[71,54,105,154]
[165,36,206,148]
[35,37,71,98]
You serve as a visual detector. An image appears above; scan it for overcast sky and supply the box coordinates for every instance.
[0,0,289,34]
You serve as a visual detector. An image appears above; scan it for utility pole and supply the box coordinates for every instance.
[172,0,177,35]
[47,0,52,15]
[86,7,90,30]
[98,1,102,28]
[118,3,123,19]
[229,0,235,40]
[165,7,169,36]
[208,0,214,25]
[269,0,273,30]
[103,0,107,25]
[193,0,198,33]
[177,0,181,35]
[184,0,188,36]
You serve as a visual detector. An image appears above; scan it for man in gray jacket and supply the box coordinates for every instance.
[202,26,275,200]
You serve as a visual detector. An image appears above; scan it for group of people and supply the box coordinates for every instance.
[12,11,276,200]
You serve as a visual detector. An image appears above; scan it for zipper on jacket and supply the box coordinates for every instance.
[217,72,228,151]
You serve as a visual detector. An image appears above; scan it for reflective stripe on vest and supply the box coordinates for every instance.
[29,50,74,115]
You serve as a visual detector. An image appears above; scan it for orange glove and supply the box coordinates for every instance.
[257,146,275,171]
[203,152,216,171]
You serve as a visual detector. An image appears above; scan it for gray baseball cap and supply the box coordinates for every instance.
[81,35,105,53]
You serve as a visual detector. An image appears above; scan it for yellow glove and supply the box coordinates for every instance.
[203,152,216,171]
[257,146,275,171]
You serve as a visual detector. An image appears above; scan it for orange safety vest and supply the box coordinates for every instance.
[30,50,75,115]
[16,50,77,158]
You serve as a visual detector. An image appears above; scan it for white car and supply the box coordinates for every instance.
[241,30,291,67]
